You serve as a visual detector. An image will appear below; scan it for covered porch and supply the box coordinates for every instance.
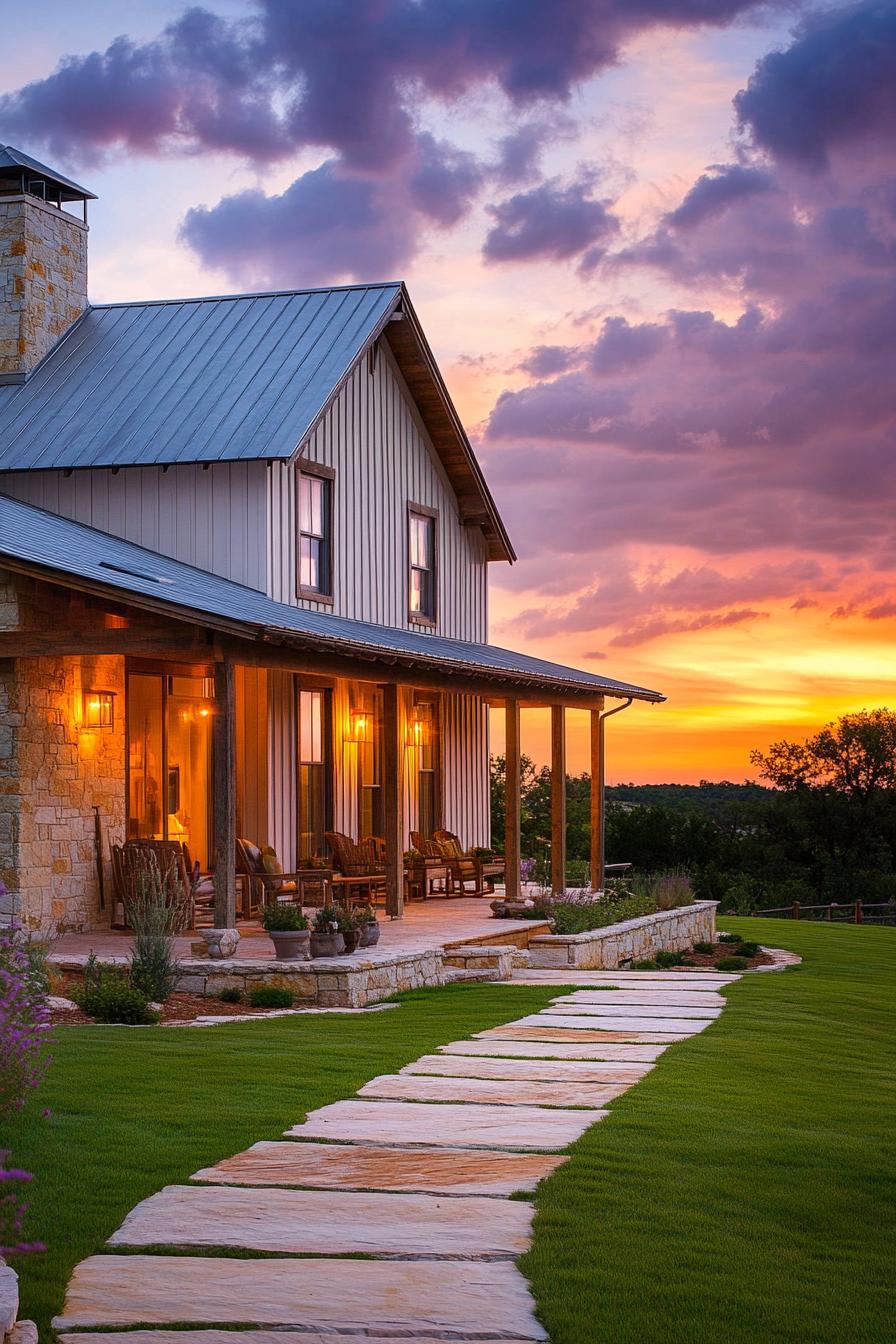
[0,496,663,939]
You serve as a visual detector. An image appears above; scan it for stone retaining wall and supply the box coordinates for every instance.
[54,947,446,1009]
[528,901,718,970]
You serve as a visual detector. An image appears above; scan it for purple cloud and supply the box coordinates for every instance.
[735,1,896,168]
[180,160,416,286]
[483,175,619,264]
[517,344,582,377]
[409,134,485,227]
[666,164,775,229]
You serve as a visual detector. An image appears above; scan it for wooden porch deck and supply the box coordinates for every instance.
[51,897,546,965]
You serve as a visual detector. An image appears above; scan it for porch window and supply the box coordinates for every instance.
[298,466,334,600]
[127,670,214,868]
[408,506,437,623]
[354,686,384,839]
[298,687,332,862]
[414,697,440,838]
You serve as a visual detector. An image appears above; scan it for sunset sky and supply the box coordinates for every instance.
[3,1,894,783]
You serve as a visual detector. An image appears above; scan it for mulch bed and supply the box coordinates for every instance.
[677,943,775,970]
[49,987,287,1027]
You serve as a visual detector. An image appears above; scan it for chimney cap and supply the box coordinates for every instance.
[0,145,96,203]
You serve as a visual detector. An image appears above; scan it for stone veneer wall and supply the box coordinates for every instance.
[0,195,87,378]
[0,572,125,933]
[527,901,718,970]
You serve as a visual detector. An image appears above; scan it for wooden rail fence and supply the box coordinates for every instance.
[755,901,896,925]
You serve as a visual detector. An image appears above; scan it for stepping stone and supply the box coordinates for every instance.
[358,1072,627,1109]
[508,1013,711,1035]
[108,1184,533,1259]
[512,972,737,988]
[561,990,726,1007]
[54,1255,548,1340]
[194,1140,565,1196]
[543,1002,721,1020]
[60,1334,539,1344]
[403,1054,653,1083]
[285,1098,598,1150]
[477,1024,692,1044]
[442,1039,669,1062]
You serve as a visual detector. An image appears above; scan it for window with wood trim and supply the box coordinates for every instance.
[408,506,437,623]
[413,696,440,838]
[297,687,333,862]
[298,466,334,600]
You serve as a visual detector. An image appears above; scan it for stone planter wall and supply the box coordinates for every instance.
[528,901,718,970]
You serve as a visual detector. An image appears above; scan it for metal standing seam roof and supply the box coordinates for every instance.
[0,494,664,702]
[0,145,97,201]
[0,283,402,471]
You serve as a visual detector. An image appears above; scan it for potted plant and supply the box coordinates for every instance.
[337,905,361,953]
[353,903,380,948]
[262,903,310,960]
[310,906,345,958]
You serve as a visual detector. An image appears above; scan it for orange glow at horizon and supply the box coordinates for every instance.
[487,597,896,782]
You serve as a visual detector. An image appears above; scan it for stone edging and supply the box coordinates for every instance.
[528,900,719,971]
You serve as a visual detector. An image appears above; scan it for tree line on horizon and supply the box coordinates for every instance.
[489,708,896,911]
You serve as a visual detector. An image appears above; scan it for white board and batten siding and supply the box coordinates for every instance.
[1,461,268,591]
[267,340,490,642]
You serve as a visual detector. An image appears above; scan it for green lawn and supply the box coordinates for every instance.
[522,918,894,1344]
[6,983,557,1341]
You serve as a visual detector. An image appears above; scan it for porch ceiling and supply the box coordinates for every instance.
[0,492,664,703]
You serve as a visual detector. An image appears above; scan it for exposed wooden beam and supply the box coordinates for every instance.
[504,696,521,902]
[0,629,212,658]
[212,658,237,929]
[550,704,566,896]
[382,682,404,919]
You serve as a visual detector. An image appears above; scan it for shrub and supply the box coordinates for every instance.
[735,941,760,958]
[262,903,309,932]
[125,855,181,1003]
[218,987,242,1004]
[718,932,741,944]
[74,957,159,1025]
[351,903,377,928]
[632,959,658,970]
[655,949,684,968]
[312,906,342,934]
[249,985,294,1009]
[716,956,749,971]
[693,940,715,955]
[653,871,695,910]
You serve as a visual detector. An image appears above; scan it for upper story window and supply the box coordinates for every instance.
[408,505,437,624]
[298,465,334,601]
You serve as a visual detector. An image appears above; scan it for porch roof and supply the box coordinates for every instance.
[0,494,664,703]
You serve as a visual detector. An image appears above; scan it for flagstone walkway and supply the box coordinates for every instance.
[55,968,745,1344]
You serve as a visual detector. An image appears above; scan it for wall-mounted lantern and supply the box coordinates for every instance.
[406,705,430,749]
[349,709,370,744]
[81,690,115,730]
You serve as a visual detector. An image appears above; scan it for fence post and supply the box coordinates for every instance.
[828,903,835,921]
[855,900,862,925]
[791,901,800,920]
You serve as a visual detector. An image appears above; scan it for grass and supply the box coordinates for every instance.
[522,918,894,1344]
[6,982,557,1341]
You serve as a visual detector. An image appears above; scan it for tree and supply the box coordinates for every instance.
[751,709,896,798]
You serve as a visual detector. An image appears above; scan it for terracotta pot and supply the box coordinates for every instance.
[310,931,345,958]
[358,921,380,947]
[268,929,311,961]
[342,928,361,954]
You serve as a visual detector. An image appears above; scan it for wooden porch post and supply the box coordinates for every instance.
[213,657,237,928]
[504,696,521,901]
[590,704,604,893]
[550,704,566,896]
[383,682,404,919]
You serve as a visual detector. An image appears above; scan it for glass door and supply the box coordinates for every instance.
[126,669,215,868]
[298,687,333,862]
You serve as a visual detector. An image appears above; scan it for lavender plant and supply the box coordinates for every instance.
[0,905,50,1255]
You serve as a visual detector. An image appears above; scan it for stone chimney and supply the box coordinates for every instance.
[0,146,94,384]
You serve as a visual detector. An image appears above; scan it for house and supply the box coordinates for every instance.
[0,147,663,935]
